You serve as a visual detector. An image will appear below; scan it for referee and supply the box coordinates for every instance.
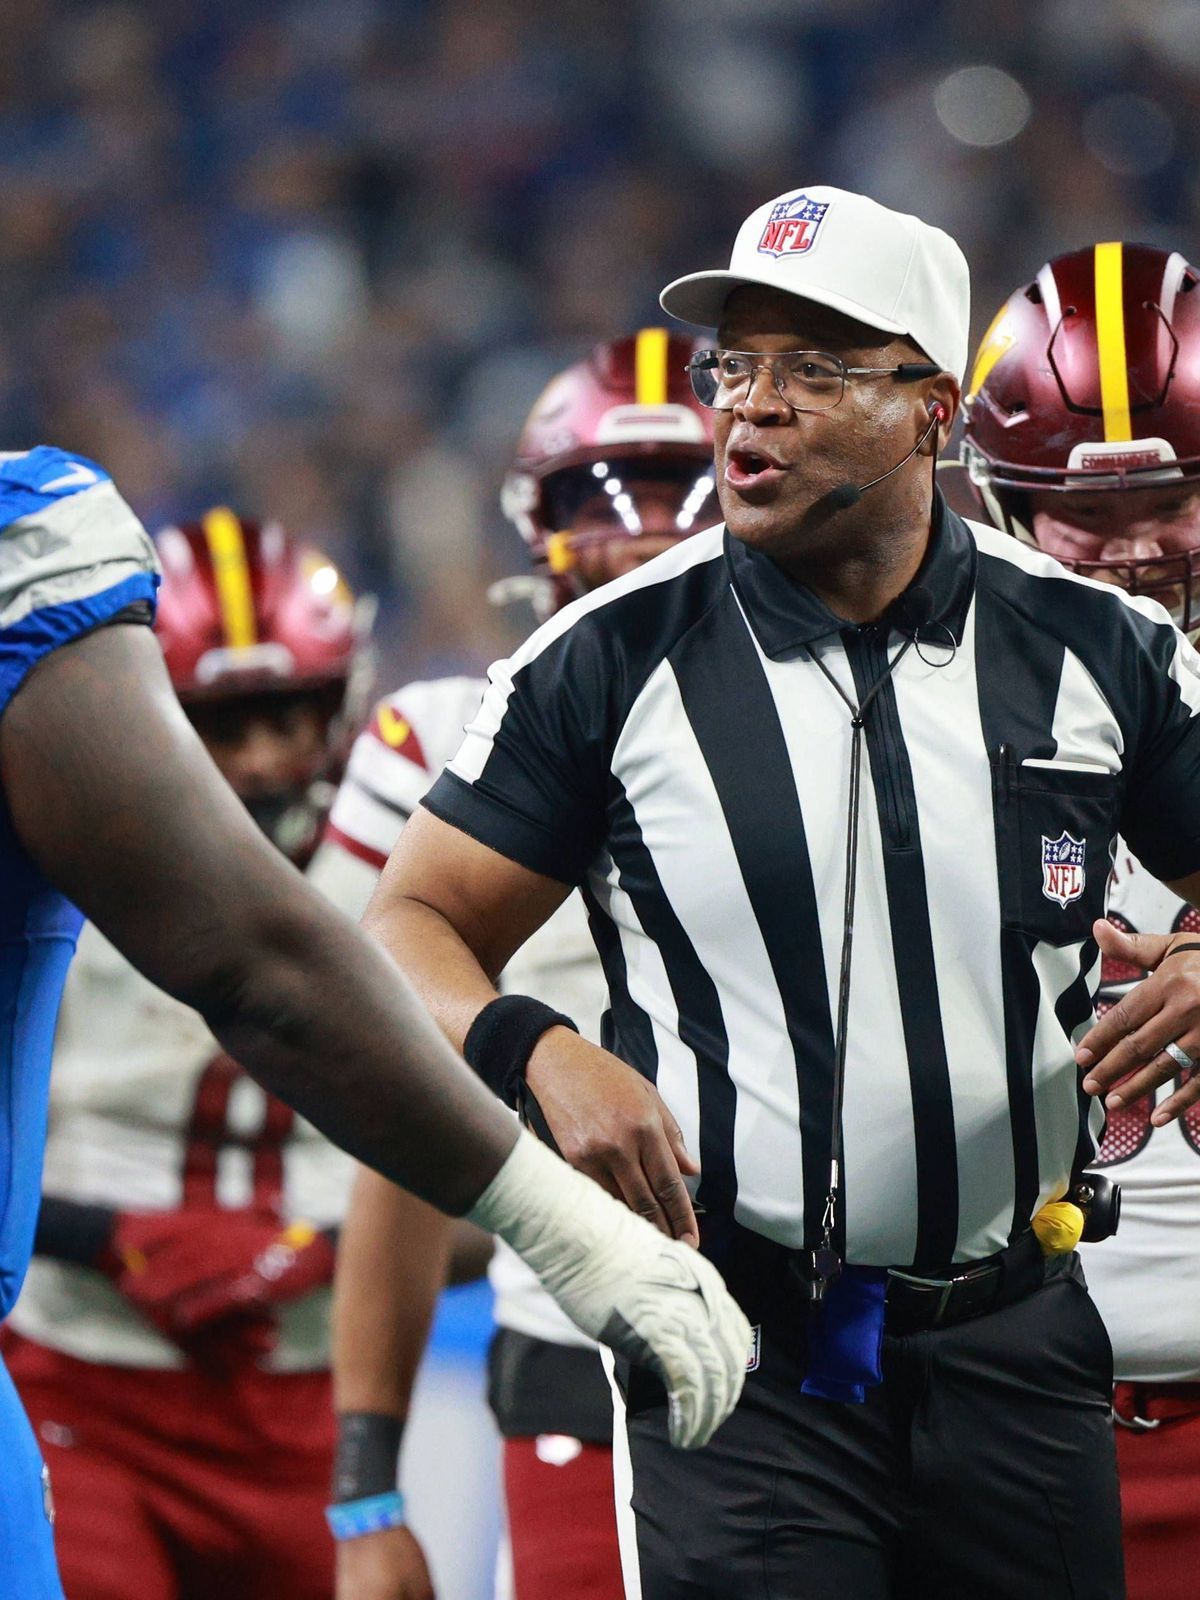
[363,187,1200,1598]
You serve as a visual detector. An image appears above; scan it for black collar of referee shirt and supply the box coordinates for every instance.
[725,489,977,661]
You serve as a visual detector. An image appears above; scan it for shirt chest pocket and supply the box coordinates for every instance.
[991,747,1121,946]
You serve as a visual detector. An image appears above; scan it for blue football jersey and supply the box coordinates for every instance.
[0,447,158,1317]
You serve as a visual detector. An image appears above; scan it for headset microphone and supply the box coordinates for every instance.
[826,404,946,511]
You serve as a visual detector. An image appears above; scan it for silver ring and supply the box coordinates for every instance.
[1164,1040,1196,1071]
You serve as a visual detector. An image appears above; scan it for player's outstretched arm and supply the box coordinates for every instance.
[1,623,750,1447]
[1,622,514,1212]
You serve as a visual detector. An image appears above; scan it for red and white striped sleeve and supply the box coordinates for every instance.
[310,677,488,914]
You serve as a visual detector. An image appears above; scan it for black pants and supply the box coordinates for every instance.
[616,1255,1122,1599]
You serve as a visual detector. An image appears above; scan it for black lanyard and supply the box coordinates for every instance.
[806,632,916,1299]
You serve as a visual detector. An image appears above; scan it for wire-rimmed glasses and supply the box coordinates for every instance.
[685,349,941,412]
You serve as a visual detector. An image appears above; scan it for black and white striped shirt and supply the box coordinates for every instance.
[425,500,1200,1270]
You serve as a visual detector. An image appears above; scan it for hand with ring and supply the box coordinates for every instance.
[1075,919,1200,1126]
[1163,1039,1198,1073]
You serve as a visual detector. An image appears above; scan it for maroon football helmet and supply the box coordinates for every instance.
[962,243,1200,629]
[498,328,718,613]
[155,509,375,859]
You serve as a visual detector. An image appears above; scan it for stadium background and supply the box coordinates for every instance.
[4,0,1197,1593]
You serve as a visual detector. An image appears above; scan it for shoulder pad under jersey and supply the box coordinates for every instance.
[0,446,159,715]
[324,676,487,868]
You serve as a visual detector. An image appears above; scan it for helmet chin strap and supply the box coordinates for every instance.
[490,527,668,623]
[543,530,577,574]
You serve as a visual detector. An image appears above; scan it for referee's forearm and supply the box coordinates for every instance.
[361,891,501,1053]
[361,807,573,1053]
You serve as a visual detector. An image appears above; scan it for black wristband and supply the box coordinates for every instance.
[332,1412,403,1503]
[34,1197,118,1268]
[462,995,578,1108]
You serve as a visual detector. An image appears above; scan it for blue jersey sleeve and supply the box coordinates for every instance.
[0,447,159,718]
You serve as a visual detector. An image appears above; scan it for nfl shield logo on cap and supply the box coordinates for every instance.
[757,193,830,259]
[1041,831,1086,908]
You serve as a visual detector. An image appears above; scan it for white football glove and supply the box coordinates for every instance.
[468,1131,751,1449]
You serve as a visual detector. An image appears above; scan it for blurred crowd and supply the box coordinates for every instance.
[1,0,1197,681]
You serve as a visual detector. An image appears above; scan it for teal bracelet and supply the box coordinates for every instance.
[325,1490,406,1541]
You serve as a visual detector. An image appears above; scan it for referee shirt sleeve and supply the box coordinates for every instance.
[422,620,613,886]
[1119,616,1200,883]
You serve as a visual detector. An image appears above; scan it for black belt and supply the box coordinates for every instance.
[700,1217,1048,1339]
[881,1230,1046,1335]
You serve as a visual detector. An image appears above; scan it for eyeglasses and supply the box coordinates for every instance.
[685,349,942,413]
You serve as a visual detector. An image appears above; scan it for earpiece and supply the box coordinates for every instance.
[826,400,946,510]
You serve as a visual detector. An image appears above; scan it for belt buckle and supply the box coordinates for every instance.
[886,1269,955,1327]
[887,1261,996,1328]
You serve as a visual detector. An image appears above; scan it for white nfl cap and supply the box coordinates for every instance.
[660,186,971,383]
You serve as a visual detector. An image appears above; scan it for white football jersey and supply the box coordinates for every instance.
[10,889,356,1372]
[311,676,608,1349]
[1079,840,1200,1381]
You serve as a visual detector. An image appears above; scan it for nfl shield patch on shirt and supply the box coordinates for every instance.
[1041,831,1086,907]
[747,1324,762,1372]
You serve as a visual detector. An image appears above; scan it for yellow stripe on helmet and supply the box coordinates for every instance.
[1094,241,1133,443]
[967,305,1015,400]
[635,327,670,407]
[201,507,257,648]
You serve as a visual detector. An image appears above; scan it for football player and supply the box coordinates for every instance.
[0,450,750,1599]
[4,512,375,1599]
[963,242,1200,1600]
[313,330,720,1600]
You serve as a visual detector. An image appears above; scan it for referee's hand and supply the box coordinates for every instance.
[1076,918,1200,1125]
[526,1028,701,1245]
